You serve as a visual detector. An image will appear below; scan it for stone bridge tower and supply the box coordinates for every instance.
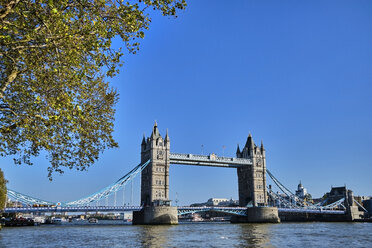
[133,122,177,225]
[232,133,279,223]
[236,134,268,207]
[140,121,170,206]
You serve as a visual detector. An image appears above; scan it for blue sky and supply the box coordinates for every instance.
[2,0,372,206]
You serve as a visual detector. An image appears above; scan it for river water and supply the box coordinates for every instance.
[0,221,371,247]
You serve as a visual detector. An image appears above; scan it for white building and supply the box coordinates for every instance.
[206,198,238,206]
[295,181,308,199]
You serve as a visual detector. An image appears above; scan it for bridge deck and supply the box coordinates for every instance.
[4,206,346,216]
[4,206,143,213]
[277,208,345,215]
[170,153,252,168]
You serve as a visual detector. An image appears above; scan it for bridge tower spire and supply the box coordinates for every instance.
[236,144,241,157]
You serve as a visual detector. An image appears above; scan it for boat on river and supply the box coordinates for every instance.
[51,217,67,224]
[2,217,35,226]
[88,218,98,224]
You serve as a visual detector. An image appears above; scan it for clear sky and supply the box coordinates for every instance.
[2,0,372,206]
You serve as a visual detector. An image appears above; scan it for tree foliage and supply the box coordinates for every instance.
[0,169,6,209]
[0,0,186,179]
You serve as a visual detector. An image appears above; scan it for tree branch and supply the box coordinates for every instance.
[0,0,21,21]
[0,103,18,116]
[0,122,19,134]
[9,44,48,50]
[0,108,18,116]
[0,114,47,134]
[0,68,18,100]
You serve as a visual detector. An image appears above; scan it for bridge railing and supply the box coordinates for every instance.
[278,208,345,215]
[177,206,248,216]
[4,206,143,213]
[170,153,252,165]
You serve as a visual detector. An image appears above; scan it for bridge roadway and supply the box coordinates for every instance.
[4,206,143,213]
[4,206,346,216]
[169,153,252,168]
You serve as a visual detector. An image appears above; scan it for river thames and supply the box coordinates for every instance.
[0,221,371,247]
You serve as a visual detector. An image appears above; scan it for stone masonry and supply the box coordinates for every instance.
[140,121,170,206]
[236,134,267,207]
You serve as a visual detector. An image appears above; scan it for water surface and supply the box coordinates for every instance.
[0,221,371,247]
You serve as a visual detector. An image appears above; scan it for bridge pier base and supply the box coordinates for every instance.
[231,207,280,223]
[132,206,178,225]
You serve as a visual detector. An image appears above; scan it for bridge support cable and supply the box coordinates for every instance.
[321,198,346,210]
[123,185,125,206]
[177,206,248,216]
[7,189,56,206]
[353,198,368,213]
[268,188,346,211]
[267,188,299,209]
[131,179,133,206]
[266,170,298,199]
[64,160,151,206]
[266,169,349,211]
[312,198,328,207]
[266,169,314,208]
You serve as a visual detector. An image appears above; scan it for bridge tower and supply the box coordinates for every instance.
[140,121,170,206]
[236,134,267,207]
[232,134,280,223]
[133,122,178,225]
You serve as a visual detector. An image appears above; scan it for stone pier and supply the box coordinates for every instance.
[231,207,280,223]
[132,205,178,225]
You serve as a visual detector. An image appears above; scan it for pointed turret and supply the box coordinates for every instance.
[235,144,241,158]
[141,133,147,151]
[260,140,265,152]
[151,120,160,139]
[165,128,170,142]
[244,132,255,150]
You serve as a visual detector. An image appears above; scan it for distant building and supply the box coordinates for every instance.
[206,198,238,206]
[6,200,23,208]
[354,195,371,203]
[325,186,349,205]
[206,198,228,206]
[295,181,308,199]
[123,212,133,220]
[190,198,238,207]
[363,199,372,216]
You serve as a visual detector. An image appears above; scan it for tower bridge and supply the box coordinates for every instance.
[133,122,277,224]
[5,122,362,224]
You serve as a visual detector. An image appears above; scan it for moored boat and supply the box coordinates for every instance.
[88,218,98,223]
